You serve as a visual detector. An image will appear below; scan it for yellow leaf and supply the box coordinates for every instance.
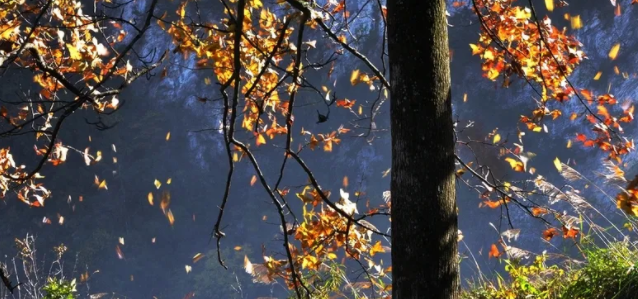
[250,175,257,186]
[504,157,524,172]
[609,43,621,60]
[370,241,386,256]
[493,134,501,144]
[167,209,175,225]
[358,105,363,115]
[166,178,172,184]
[147,192,154,205]
[166,131,171,141]
[350,69,360,85]
[255,133,266,146]
[594,71,602,80]
[554,157,562,172]
[154,179,161,189]
[66,44,82,60]
[545,0,554,11]
[234,246,242,251]
[463,93,468,102]
[567,140,572,148]
[469,44,481,55]
[570,15,582,29]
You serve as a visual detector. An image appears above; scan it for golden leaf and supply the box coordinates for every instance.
[553,157,562,172]
[609,43,621,60]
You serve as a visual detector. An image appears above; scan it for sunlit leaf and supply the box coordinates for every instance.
[193,253,204,263]
[554,157,562,172]
[609,43,621,60]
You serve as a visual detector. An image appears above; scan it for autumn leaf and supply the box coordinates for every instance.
[250,175,257,186]
[193,253,204,263]
[115,245,124,259]
[488,244,501,258]
[154,179,161,189]
[532,207,548,216]
[553,157,562,172]
[545,0,554,11]
[562,225,579,239]
[542,228,558,241]
[493,134,501,144]
[350,69,360,85]
[504,157,524,172]
[167,209,175,226]
[609,43,621,60]
[147,192,154,205]
[370,241,386,256]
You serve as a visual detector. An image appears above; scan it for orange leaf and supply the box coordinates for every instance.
[562,225,579,239]
[488,244,501,258]
[542,228,558,241]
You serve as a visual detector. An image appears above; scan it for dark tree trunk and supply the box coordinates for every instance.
[387,0,458,298]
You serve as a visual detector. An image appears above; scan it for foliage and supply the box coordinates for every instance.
[2,0,638,298]
[42,278,77,299]
[462,241,638,299]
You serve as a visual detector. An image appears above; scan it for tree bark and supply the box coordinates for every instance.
[387,0,458,298]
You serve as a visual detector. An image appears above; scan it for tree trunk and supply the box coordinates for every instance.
[387,0,458,298]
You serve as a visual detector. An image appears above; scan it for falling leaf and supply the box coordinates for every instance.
[94,175,108,190]
[154,179,161,189]
[119,237,125,245]
[594,71,602,80]
[350,69,360,85]
[615,3,621,16]
[250,175,257,186]
[185,265,192,274]
[152,237,156,243]
[234,246,242,251]
[193,253,204,263]
[554,157,562,172]
[166,131,171,141]
[609,43,621,60]
[567,140,572,148]
[570,15,582,29]
[342,176,349,187]
[382,168,391,178]
[147,192,154,205]
[463,93,468,102]
[545,0,554,11]
[167,178,172,184]
[160,191,171,213]
[167,209,175,226]
[493,134,501,144]
[115,245,124,259]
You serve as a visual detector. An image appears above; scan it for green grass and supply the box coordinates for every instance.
[461,241,638,299]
